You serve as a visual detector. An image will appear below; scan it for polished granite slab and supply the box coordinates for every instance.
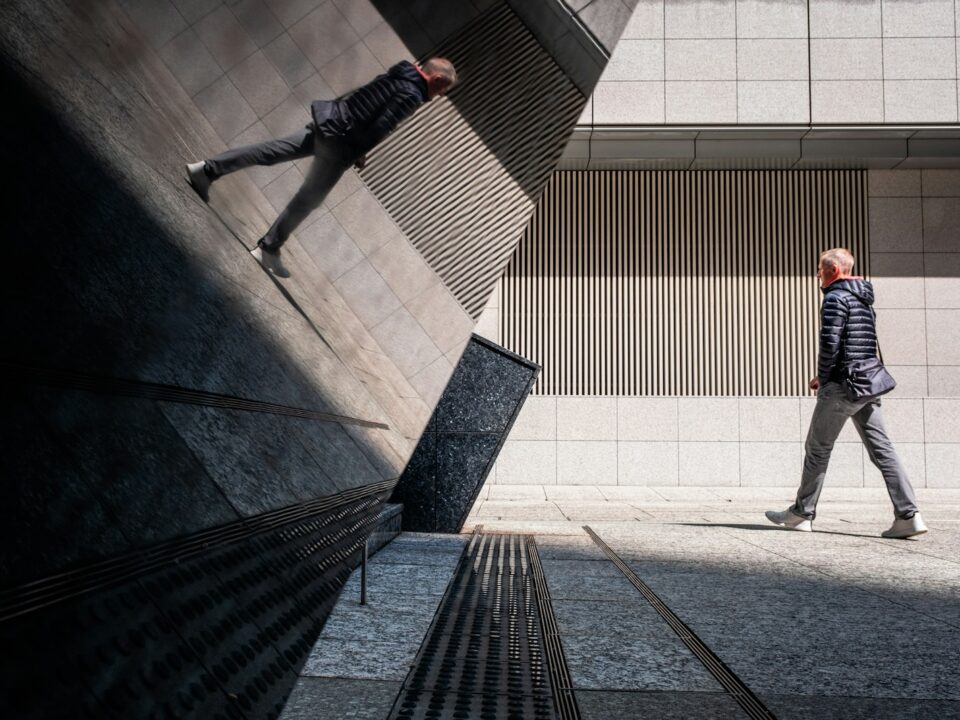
[762,694,960,720]
[297,533,463,688]
[576,690,743,720]
[561,633,723,692]
[280,678,402,719]
[391,337,539,532]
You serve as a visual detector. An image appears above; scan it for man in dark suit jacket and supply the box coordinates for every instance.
[186,57,457,278]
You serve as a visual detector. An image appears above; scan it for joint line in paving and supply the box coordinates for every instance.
[583,525,777,720]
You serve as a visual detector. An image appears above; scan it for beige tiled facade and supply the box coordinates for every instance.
[479,170,960,489]
[589,0,960,125]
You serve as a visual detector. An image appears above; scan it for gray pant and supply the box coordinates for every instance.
[792,381,918,520]
[205,125,351,251]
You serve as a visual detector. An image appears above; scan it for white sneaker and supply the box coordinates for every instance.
[881,513,927,539]
[765,508,812,532]
[251,246,291,278]
[186,161,211,202]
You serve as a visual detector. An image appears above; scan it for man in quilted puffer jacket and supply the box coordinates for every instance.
[765,248,926,538]
[185,57,457,278]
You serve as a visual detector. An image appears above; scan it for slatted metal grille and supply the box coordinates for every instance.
[501,170,870,396]
[389,533,559,720]
[1,487,395,720]
[361,3,585,319]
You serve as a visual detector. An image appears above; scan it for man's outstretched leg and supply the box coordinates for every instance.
[852,401,926,538]
[250,139,350,278]
[186,126,316,202]
[766,383,852,532]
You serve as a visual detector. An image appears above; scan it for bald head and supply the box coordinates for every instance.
[818,248,855,287]
[421,57,458,98]
[820,248,855,274]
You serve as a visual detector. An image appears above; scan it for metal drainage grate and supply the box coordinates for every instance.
[584,526,777,720]
[389,533,569,720]
[526,536,580,720]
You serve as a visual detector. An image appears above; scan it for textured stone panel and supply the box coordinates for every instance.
[678,442,739,486]
[393,336,539,530]
[557,441,618,485]
[557,397,618,440]
[618,441,680,485]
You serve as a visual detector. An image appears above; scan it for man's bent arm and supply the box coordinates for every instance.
[817,294,849,385]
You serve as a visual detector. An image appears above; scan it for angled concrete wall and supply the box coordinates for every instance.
[1,0,631,716]
[1,0,614,585]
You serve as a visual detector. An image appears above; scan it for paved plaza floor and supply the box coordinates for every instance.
[283,487,960,719]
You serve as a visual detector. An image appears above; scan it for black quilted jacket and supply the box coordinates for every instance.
[311,61,428,157]
[818,278,879,385]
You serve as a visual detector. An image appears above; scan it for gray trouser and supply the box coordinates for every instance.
[792,381,918,520]
[205,125,351,251]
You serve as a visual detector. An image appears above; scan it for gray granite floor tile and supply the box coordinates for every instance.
[540,558,624,577]
[576,690,743,720]
[371,544,465,566]
[318,601,440,642]
[386,533,470,551]
[562,633,723,691]
[470,520,582,534]
[554,503,651,521]
[553,599,670,636]
[762,694,960,719]
[541,571,641,601]
[280,678,401,719]
[474,502,568,520]
[301,636,421,681]
[536,544,609,562]
[702,637,960,699]
[341,563,456,597]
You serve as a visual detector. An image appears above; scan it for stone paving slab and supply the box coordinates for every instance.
[531,534,601,560]
[541,570,642,601]
[484,484,546,500]
[298,532,463,688]
[317,602,441,643]
[280,678,401,720]
[289,489,960,717]
[538,558,626,577]
[762,694,960,720]
[552,599,670,637]
[473,501,568,520]
[463,519,583,534]
[722,644,960,699]
[554,503,652,521]
[301,636,423,681]
[562,633,723,692]
[340,563,457,598]
[576,690,743,719]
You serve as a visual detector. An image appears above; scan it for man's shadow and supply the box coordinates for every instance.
[676,522,897,540]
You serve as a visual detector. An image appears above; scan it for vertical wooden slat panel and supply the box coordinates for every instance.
[500,169,867,396]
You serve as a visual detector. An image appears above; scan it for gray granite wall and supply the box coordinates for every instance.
[390,336,539,532]
[0,0,620,717]
[0,16,396,585]
[0,0,626,584]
